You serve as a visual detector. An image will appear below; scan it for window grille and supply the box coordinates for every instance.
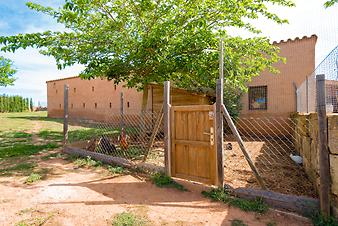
[249,86,267,110]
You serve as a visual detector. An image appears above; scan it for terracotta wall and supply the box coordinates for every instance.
[241,35,317,118]
[47,77,144,121]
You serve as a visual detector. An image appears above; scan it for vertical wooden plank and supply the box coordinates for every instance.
[316,74,331,218]
[63,84,69,146]
[170,107,176,176]
[164,81,171,176]
[216,79,224,187]
[120,92,124,129]
[306,76,309,113]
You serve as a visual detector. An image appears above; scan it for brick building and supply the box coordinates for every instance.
[47,35,317,121]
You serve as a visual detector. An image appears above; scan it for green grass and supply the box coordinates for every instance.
[231,219,247,226]
[311,213,338,226]
[0,162,36,176]
[0,143,59,160]
[266,222,277,226]
[74,156,102,168]
[24,173,42,184]
[112,212,147,226]
[40,152,63,161]
[107,165,125,174]
[202,188,268,214]
[150,172,187,191]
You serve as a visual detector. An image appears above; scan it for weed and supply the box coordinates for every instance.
[231,219,248,226]
[150,172,187,191]
[267,222,277,226]
[311,213,338,226]
[74,156,102,168]
[38,130,63,142]
[25,173,42,184]
[107,165,125,174]
[112,212,147,226]
[0,143,59,159]
[202,188,268,214]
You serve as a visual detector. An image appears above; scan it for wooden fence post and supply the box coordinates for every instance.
[216,79,224,187]
[316,74,331,218]
[63,84,69,146]
[120,92,124,129]
[164,81,171,176]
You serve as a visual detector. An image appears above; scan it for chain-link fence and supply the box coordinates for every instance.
[297,45,338,113]
[223,115,318,198]
[65,108,165,169]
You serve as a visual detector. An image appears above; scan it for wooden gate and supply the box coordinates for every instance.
[170,105,218,185]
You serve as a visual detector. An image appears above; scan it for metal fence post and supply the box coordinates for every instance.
[216,79,224,187]
[63,84,69,146]
[316,74,331,218]
[164,81,171,176]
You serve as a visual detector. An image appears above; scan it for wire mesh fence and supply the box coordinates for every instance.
[65,110,165,168]
[297,44,338,113]
[223,115,318,197]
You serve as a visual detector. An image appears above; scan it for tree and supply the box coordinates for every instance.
[0,0,294,114]
[325,0,338,7]
[30,98,33,111]
[0,56,16,87]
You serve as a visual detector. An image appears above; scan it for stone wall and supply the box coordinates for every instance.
[293,113,338,211]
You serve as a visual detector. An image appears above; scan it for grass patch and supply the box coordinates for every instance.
[74,156,102,168]
[38,130,63,142]
[150,172,187,191]
[266,222,277,226]
[0,143,59,160]
[112,212,147,226]
[24,173,42,184]
[231,219,247,226]
[202,188,268,214]
[0,162,36,176]
[311,213,338,226]
[107,165,125,174]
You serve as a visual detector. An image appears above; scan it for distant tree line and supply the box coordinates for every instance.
[0,95,33,112]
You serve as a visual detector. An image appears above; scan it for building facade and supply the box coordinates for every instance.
[47,35,317,121]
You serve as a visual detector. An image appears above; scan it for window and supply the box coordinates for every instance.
[109,102,112,108]
[92,86,94,92]
[56,89,58,94]
[83,103,86,108]
[114,85,117,90]
[95,103,97,108]
[59,104,62,109]
[71,103,73,109]
[127,102,130,108]
[74,88,76,93]
[249,86,267,110]
[53,82,56,88]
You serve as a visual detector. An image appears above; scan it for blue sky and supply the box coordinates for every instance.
[0,0,337,106]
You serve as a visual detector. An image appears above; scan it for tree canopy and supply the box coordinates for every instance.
[325,0,338,7]
[0,0,294,92]
[0,56,16,87]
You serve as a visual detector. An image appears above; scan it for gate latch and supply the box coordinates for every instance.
[203,127,214,145]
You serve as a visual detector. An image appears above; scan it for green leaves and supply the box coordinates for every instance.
[0,56,16,87]
[324,0,338,8]
[0,0,293,93]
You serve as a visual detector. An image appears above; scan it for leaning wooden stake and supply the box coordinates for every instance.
[316,74,331,218]
[164,81,171,176]
[143,105,164,162]
[63,84,69,146]
[221,104,267,190]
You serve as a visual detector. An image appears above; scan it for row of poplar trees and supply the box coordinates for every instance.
[0,95,33,113]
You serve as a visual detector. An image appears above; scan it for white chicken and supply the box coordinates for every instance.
[290,153,303,165]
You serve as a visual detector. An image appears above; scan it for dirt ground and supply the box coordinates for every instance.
[0,154,313,226]
[223,136,317,198]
